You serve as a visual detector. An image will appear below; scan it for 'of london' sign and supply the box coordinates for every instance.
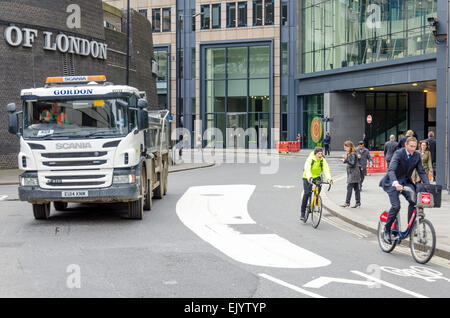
[3,26,107,60]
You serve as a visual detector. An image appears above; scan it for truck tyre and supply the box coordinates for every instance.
[54,202,68,211]
[33,203,51,220]
[128,170,145,219]
[154,171,163,199]
[143,177,152,211]
[163,160,168,195]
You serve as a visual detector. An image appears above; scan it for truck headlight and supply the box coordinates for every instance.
[20,177,38,186]
[113,174,136,184]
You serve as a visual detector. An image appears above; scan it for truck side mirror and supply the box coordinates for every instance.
[7,103,19,135]
[138,109,149,130]
[137,99,148,109]
[8,113,19,135]
[7,103,16,113]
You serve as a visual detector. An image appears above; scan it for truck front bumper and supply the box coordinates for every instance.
[19,184,140,204]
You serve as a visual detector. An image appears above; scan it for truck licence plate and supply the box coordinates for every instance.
[62,191,88,198]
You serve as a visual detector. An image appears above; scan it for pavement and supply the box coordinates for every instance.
[322,173,450,260]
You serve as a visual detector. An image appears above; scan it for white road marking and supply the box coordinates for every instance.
[176,185,331,268]
[259,273,326,298]
[303,276,377,289]
[0,195,8,201]
[351,270,428,298]
[273,185,295,189]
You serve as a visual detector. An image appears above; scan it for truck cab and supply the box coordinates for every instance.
[7,75,169,220]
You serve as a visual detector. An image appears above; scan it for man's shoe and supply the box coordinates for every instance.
[340,203,350,208]
[383,231,392,244]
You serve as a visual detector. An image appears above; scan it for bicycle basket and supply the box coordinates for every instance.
[416,184,442,208]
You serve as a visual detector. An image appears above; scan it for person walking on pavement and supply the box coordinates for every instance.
[323,132,331,156]
[384,135,398,168]
[412,140,433,184]
[362,133,369,149]
[300,147,333,221]
[340,141,361,208]
[356,141,373,191]
[379,137,429,244]
[397,130,414,149]
[426,131,436,181]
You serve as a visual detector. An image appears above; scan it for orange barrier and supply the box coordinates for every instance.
[288,141,301,152]
[366,151,387,173]
[277,141,301,153]
[277,141,289,153]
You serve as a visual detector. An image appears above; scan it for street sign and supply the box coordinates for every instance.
[367,115,372,124]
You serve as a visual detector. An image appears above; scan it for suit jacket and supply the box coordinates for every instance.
[384,141,398,162]
[426,137,436,163]
[379,149,429,191]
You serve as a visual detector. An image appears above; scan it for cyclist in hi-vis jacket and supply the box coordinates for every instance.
[300,147,333,221]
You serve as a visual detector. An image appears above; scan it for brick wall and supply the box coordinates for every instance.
[0,0,156,168]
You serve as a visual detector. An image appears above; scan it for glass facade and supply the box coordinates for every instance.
[303,95,324,149]
[204,44,270,148]
[299,0,437,74]
[155,48,169,109]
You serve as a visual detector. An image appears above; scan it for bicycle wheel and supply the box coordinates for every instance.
[311,195,322,229]
[410,218,436,264]
[377,221,397,253]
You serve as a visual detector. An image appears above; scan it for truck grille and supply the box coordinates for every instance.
[41,152,107,159]
[43,160,107,167]
[41,173,111,189]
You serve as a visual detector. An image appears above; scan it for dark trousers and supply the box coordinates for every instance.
[324,144,330,156]
[301,178,313,216]
[346,183,360,204]
[359,167,367,189]
[384,184,416,232]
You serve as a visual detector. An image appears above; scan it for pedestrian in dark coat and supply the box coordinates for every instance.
[340,140,361,208]
[397,130,414,149]
[384,135,398,168]
[323,132,331,156]
[426,131,436,181]
[357,141,373,190]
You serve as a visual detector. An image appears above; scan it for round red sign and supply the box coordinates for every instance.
[367,115,372,124]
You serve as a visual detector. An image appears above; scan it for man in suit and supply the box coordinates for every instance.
[379,137,429,244]
[384,135,398,168]
[426,131,436,181]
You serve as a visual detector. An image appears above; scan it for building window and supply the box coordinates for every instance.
[281,42,288,76]
[281,1,288,26]
[139,9,148,18]
[155,49,169,109]
[204,44,271,149]
[227,2,236,28]
[264,0,274,25]
[237,2,247,27]
[192,48,196,79]
[212,3,221,29]
[192,9,196,31]
[152,9,161,32]
[201,5,210,29]
[253,0,263,26]
[281,96,288,141]
[162,8,171,32]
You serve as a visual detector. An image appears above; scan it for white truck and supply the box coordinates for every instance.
[6,75,169,220]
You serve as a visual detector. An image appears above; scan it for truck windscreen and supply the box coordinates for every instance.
[22,99,135,139]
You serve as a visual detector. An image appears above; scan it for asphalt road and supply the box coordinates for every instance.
[0,154,449,298]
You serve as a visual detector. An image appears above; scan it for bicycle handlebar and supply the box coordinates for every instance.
[400,185,416,203]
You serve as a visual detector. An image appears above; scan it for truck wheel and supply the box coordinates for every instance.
[143,179,152,211]
[54,202,68,211]
[163,161,168,196]
[128,170,145,219]
[33,203,51,220]
[154,171,163,199]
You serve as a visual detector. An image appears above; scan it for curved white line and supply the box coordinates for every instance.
[176,185,331,269]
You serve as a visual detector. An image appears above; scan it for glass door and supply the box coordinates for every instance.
[226,113,247,148]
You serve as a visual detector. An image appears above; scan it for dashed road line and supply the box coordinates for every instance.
[258,273,326,298]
